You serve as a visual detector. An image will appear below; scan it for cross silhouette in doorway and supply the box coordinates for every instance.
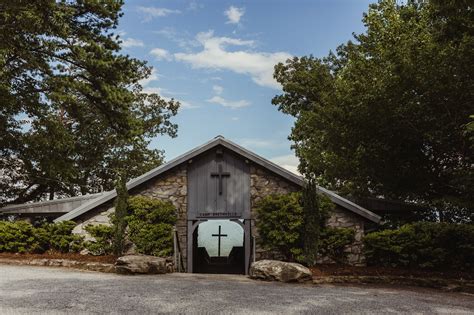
[212,225,228,257]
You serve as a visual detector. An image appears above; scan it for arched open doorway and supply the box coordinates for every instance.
[192,220,245,274]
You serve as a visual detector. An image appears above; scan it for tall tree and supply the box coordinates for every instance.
[272,0,473,220]
[0,1,179,204]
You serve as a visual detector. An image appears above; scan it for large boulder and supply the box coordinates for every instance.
[115,255,167,274]
[249,260,312,283]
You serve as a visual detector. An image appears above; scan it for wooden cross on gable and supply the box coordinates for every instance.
[211,164,230,195]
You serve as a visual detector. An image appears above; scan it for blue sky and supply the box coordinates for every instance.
[118,0,373,173]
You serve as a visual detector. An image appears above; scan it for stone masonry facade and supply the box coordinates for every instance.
[72,165,188,268]
[249,164,366,265]
[137,164,187,268]
[73,161,366,268]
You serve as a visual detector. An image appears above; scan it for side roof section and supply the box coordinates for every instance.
[1,193,103,215]
[54,136,381,224]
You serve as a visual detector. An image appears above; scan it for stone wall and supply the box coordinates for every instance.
[72,160,367,268]
[249,164,365,265]
[72,165,188,268]
[137,164,187,268]
[249,164,299,261]
[72,205,114,241]
[324,206,365,266]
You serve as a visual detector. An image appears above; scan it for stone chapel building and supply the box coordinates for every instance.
[1,136,381,274]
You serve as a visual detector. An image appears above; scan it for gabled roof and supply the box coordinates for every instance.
[1,193,103,215]
[53,136,381,223]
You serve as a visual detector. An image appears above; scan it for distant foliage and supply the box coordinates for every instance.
[0,220,83,253]
[364,222,474,270]
[84,224,114,256]
[319,227,355,264]
[126,196,177,257]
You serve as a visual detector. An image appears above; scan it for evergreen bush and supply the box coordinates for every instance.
[254,193,305,262]
[0,220,83,253]
[364,222,474,270]
[319,227,355,264]
[44,221,83,253]
[125,196,177,257]
[255,192,354,264]
[84,224,114,255]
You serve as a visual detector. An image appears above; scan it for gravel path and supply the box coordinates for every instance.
[0,265,473,314]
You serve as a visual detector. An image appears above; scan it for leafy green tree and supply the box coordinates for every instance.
[272,0,473,219]
[0,1,179,205]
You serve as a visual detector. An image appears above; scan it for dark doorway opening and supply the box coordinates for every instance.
[193,220,245,274]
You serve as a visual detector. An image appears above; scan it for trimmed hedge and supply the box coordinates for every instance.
[364,222,474,270]
[0,220,83,253]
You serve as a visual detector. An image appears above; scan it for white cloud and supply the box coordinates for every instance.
[225,6,244,24]
[270,154,301,175]
[137,6,181,21]
[207,95,250,109]
[174,31,292,89]
[231,117,239,121]
[150,48,172,61]
[212,85,224,95]
[121,37,144,48]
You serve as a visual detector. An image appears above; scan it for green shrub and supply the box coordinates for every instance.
[44,221,83,253]
[255,192,348,263]
[126,196,177,257]
[0,221,48,253]
[364,222,474,270]
[0,220,82,254]
[255,193,304,261]
[319,227,355,264]
[84,224,114,255]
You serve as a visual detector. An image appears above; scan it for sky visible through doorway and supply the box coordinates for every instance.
[197,220,243,257]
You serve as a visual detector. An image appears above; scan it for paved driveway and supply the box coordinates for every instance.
[0,265,473,314]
